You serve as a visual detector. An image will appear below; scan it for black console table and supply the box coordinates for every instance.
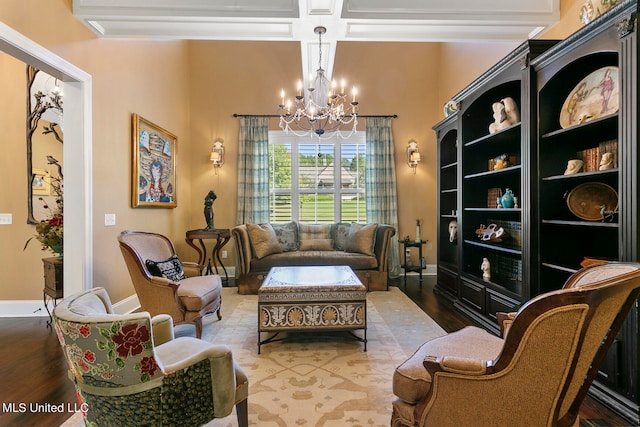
[400,239,427,283]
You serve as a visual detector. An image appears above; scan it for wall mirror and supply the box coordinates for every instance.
[26,65,63,224]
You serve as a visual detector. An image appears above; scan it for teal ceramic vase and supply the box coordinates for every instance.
[501,188,515,208]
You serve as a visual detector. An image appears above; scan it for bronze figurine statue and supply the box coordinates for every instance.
[204,190,217,230]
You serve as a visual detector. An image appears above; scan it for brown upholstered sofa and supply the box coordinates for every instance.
[232,221,396,294]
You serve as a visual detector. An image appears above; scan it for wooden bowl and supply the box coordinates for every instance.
[566,182,618,221]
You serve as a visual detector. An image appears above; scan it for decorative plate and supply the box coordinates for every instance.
[559,66,619,128]
[566,182,618,221]
[579,0,621,25]
[443,100,457,117]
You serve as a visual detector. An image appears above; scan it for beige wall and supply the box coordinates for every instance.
[0,0,588,306]
[0,1,192,302]
[542,0,584,40]
[186,40,302,241]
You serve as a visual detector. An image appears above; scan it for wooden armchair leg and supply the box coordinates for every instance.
[236,399,248,427]
[216,295,223,320]
[194,318,203,338]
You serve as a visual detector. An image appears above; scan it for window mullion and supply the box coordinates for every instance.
[334,143,341,221]
[291,142,300,222]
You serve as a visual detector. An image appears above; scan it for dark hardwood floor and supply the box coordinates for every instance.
[0,316,76,427]
[0,277,633,426]
[392,274,634,427]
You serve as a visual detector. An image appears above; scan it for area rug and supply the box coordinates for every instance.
[61,286,446,427]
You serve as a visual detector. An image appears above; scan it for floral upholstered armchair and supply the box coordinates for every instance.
[53,287,248,427]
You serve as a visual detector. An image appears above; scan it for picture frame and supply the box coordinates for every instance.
[131,113,177,208]
[32,168,51,196]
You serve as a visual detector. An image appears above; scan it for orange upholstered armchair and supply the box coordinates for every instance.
[391,262,640,427]
[118,230,222,338]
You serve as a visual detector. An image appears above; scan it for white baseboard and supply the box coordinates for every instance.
[402,263,437,276]
[113,293,141,314]
[0,294,142,317]
[0,300,52,317]
[221,266,236,279]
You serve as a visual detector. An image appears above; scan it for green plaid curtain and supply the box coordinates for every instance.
[236,117,269,225]
[365,117,401,277]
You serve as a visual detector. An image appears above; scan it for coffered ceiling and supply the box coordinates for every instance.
[73,0,560,81]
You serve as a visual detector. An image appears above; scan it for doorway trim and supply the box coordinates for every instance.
[0,22,92,316]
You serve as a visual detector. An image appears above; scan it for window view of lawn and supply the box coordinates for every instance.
[269,133,366,223]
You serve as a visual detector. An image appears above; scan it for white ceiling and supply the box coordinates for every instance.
[73,0,560,82]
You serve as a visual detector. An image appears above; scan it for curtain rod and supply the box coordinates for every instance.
[233,113,398,119]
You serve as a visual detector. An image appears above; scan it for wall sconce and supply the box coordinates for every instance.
[407,140,421,174]
[210,138,225,174]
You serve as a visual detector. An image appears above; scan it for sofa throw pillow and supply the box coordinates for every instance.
[298,223,331,242]
[345,223,378,256]
[299,238,334,251]
[247,223,283,259]
[145,255,187,282]
[298,224,333,251]
[271,221,299,252]
[332,222,352,251]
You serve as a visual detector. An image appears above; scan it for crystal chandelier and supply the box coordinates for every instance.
[278,26,359,139]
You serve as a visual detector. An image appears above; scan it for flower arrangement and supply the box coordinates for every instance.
[25,159,63,257]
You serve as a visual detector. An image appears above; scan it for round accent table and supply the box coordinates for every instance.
[185,228,230,283]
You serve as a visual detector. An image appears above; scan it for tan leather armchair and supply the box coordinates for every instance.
[53,287,248,427]
[392,262,640,427]
[118,230,222,338]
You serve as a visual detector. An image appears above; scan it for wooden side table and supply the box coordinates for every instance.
[43,257,63,327]
[185,229,230,282]
[400,239,427,284]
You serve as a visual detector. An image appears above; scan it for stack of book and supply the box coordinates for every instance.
[576,139,617,172]
[493,255,523,282]
[487,188,502,208]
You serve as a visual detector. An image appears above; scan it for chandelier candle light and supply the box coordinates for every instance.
[278,26,359,138]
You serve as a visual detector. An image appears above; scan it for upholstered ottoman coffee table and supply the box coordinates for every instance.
[258,265,367,353]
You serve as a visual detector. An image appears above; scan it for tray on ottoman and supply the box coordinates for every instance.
[258,265,367,353]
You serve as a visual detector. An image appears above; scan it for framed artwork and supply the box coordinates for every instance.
[131,113,177,208]
[32,168,51,196]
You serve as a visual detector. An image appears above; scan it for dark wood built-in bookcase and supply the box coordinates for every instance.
[435,1,640,422]
[434,113,459,299]
[434,39,557,334]
[531,1,639,421]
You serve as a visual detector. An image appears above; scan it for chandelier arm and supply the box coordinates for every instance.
[235,113,398,119]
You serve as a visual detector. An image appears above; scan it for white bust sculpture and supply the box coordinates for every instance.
[599,152,614,170]
[564,159,584,175]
